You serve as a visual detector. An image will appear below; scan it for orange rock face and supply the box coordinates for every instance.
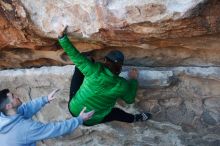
[0,0,220,69]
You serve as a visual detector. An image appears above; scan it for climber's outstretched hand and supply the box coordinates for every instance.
[57,25,68,38]
[128,68,138,79]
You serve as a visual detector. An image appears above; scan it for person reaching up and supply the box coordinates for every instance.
[0,89,94,146]
[58,26,152,126]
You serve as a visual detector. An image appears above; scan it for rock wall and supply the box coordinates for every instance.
[0,66,219,146]
[0,0,220,68]
[0,0,220,146]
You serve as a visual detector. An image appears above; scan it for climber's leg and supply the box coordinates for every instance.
[69,66,84,100]
[101,107,152,123]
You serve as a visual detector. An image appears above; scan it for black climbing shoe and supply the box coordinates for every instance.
[134,112,152,122]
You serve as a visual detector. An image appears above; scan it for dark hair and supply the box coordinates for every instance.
[0,89,10,113]
[105,57,122,75]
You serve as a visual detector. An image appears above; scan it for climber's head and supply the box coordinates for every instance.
[104,50,124,75]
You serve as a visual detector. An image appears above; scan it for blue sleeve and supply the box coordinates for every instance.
[17,96,48,118]
[25,117,83,143]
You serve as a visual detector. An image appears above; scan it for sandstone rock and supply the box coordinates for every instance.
[20,0,206,37]
[121,67,174,88]
[0,0,220,146]
[204,97,220,110]
[0,66,219,145]
[0,0,220,68]
[201,110,217,126]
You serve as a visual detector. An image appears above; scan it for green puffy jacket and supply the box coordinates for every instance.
[59,35,138,125]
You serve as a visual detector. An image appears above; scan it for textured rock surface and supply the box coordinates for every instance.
[0,0,220,146]
[0,0,220,68]
[0,66,219,146]
[20,0,205,37]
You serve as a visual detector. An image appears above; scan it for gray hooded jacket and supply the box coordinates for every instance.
[0,96,83,146]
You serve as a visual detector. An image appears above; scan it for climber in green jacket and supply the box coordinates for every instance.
[58,26,152,126]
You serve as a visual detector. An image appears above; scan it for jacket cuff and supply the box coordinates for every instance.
[58,34,67,40]
[42,96,49,104]
[76,116,83,125]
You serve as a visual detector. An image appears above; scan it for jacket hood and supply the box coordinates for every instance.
[0,112,22,134]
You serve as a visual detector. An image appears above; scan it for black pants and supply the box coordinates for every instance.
[69,66,135,124]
